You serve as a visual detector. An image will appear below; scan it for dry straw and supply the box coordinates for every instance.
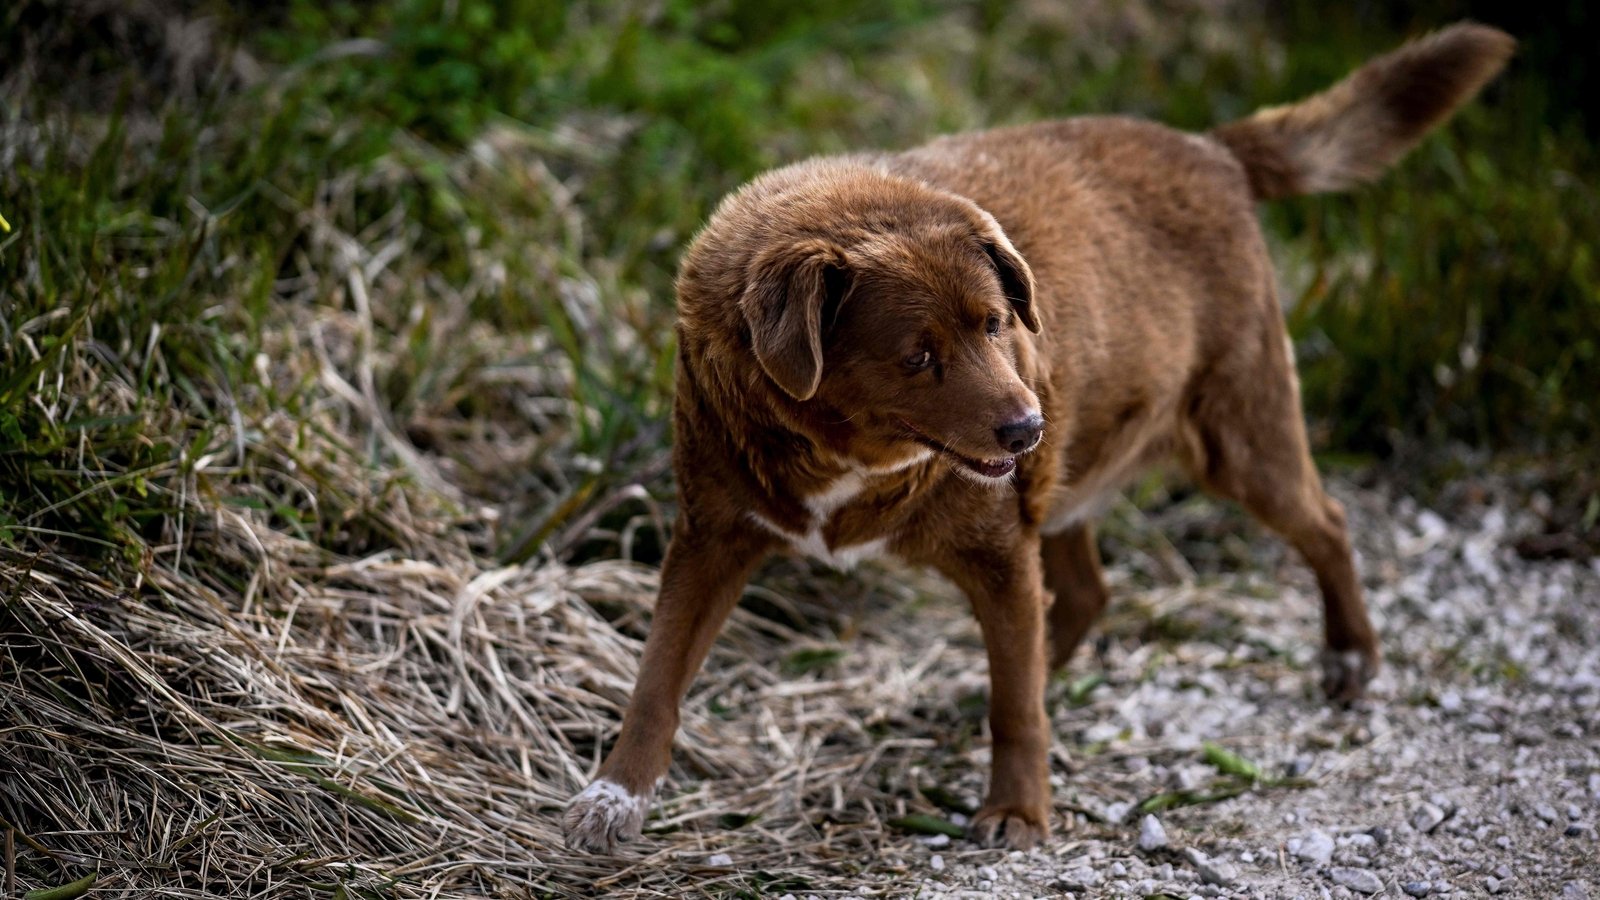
[2,457,1017,897]
[0,227,1015,894]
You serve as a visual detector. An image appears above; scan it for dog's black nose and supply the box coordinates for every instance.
[995,414,1045,454]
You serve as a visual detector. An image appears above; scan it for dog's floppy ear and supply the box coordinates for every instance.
[740,239,850,401]
[980,229,1041,334]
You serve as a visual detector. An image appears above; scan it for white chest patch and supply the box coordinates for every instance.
[750,451,931,570]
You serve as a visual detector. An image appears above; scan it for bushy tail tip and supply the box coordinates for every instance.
[1211,22,1515,201]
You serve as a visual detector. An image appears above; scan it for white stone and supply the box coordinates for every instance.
[1138,814,1169,851]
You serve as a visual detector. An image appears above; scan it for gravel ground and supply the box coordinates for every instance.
[880,475,1600,898]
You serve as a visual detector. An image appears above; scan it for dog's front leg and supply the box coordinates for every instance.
[563,522,769,853]
[938,535,1053,849]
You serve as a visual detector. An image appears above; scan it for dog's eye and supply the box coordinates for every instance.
[904,350,933,370]
[985,314,1002,337]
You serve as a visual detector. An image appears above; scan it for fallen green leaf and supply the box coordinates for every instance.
[888,813,964,837]
[919,784,976,815]
[1065,672,1106,706]
[782,646,845,675]
[1202,741,1262,780]
[25,871,99,900]
[717,812,758,829]
[1136,782,1251,814]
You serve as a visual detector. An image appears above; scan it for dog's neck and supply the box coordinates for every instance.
[737,398,942,534]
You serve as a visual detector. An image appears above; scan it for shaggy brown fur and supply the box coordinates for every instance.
[563,23,1514,854]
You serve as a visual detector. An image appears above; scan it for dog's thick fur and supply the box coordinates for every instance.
[563,23,1514,853]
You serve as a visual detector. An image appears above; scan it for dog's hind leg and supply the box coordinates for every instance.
[1182,330,1380,704]
[935,536,1054,849]
[1042,524,1111,671]
[562,524,770,853]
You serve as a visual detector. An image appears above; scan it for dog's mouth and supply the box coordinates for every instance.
[952,452,1017,479]
[900,421,1019,481]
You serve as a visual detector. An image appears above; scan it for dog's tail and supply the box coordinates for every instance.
[1211,22,1514,201]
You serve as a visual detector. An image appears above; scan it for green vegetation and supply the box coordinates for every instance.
[2,0,1593,573]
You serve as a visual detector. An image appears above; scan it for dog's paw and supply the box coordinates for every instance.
[563,779,652,853]
[1320,646,1380,705]
[968,804,1050,849]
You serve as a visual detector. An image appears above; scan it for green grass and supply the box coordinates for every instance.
[2,0,1595,579]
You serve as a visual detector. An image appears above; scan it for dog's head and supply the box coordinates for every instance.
[735,186,1044,483]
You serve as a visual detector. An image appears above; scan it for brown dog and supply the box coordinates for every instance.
[564,23,1513,853]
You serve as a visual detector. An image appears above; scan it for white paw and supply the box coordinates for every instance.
[563,778,652,853]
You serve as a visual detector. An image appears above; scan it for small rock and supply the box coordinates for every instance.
[706,854,733,867]
[1369,826,1391,847]
[1563,882,1591,900]
[1059,865,1101,889]
[1295,830,1337,864]
[1565,823,1587,837]
[1185,848,1239,887]
[1492,864,1512,880]
[1512,727,1544,746]
[1342,832,1378,851]
[1493,835,1512,850]
[1104,800,1133,823]
[1535,803,1560,823]
[1485,876,1504,894]
[1402,882,1432,897]
[1139,814,1170,851]
[1568,803,1584,820]
[1410,802,1448,834]
[1110,862,1127,877]
[1329,867,1385,894]
[978,865,999,881]
[922,833,950,848]
[929,854,944,871]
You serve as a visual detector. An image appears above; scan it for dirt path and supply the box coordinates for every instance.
[865,479,1600,898]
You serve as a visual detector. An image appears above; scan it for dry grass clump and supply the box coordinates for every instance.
[3,501,917,897]
[0,373,1002,897]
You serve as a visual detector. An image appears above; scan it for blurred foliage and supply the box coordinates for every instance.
[1,0,1594,568]
[242,0,1597,455]
[1260,2,1599,455]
